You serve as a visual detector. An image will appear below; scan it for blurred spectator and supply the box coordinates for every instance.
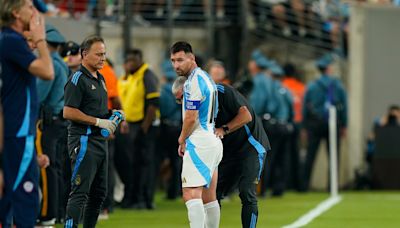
[116,49,160,209]
[60,41,81,73]
[301,53,347,191]
[366,105,400,163]
[35,24,69,226]
[207,59,231,84]
[156,0,182,18]
[355,105,400,189]
[311,0,350,49]
[263,62,293,197]
[282,63,305,191]
[58,0,88,18]
[33,0,60,16]
[258,0,308,37]
[132,1,151,26]
[248,49,273,117]
[159,60,182,200]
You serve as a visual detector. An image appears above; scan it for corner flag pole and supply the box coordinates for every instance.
[328,105,339,197]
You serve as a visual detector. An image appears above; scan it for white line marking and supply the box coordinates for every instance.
[282,195,342,228]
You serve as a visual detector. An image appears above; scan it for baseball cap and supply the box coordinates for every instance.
[60,41,80,57]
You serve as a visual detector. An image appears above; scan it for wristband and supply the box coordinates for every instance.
[34,39,46,46]
[95,118,100,126]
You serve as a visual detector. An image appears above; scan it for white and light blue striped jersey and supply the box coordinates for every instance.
[183,67,218,137]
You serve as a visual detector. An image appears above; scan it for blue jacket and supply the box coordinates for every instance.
[269,80,293,122]
[303,75,348,127]
[249,72,273,116]
[36,51,69,115]
[160,82,181,123]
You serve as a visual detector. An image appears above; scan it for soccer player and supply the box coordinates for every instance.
[175,74,270,227]
[170,41,223,228]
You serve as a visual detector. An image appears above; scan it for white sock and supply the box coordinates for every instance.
[204,200,220,228]
[185,199,205,228]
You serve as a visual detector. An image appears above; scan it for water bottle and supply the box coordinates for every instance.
[101,111,124,137]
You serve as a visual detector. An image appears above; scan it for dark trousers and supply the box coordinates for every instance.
[38,120,68,222]
[102,138,116,211]
[217,149,266,228]
[115,122,159,208]
[0,136,39,228]
[59,127,71,223]
[261,121,290,196]
[302,122,341,191]
[65,135,108,228]
[286,123,302,191]
[160,123,182,200]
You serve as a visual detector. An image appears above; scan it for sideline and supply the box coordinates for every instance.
[282,195,342,228]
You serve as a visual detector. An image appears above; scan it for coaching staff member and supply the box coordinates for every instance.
[214,83,270,228]
[63,35,120,228]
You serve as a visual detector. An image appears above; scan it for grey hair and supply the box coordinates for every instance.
[172,76,187,96]
[0,0,26,27]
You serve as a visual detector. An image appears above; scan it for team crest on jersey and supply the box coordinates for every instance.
[101,80,107,92]
[23,181,34,193]
[75,175,81,186]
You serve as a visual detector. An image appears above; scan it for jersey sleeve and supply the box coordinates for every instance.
[64,71,84,108]
[143,70,160,100]
[6,36,36,72]
[184,76,203,110]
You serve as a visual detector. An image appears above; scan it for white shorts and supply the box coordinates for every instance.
[181,133,223,188]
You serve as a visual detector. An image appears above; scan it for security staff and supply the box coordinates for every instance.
[301,53,347,191]
[63,36,120,228]
[159,60,182,200]
[248,49,273,117]
[117,49,160,209]
[0,1,54,226]
[263,62,293,197]
[36,24,69,225]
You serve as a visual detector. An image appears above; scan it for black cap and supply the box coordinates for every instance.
[60,41,80,57]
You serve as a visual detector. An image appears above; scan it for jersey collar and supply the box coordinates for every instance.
[79,64,103,81]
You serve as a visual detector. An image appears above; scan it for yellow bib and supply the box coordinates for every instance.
[118,64,149,122]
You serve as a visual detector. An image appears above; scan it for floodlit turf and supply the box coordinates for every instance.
[308,191,400,228]
[58,191,400,228]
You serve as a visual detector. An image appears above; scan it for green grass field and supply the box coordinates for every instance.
[86,191,400,228]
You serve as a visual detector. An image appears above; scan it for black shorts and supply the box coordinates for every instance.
[217,147,266,198]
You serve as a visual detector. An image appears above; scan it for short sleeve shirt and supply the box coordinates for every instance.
[64,65,109,136]
[183,68,218,135]
[0,27,37,137]
[215,84,270,158]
